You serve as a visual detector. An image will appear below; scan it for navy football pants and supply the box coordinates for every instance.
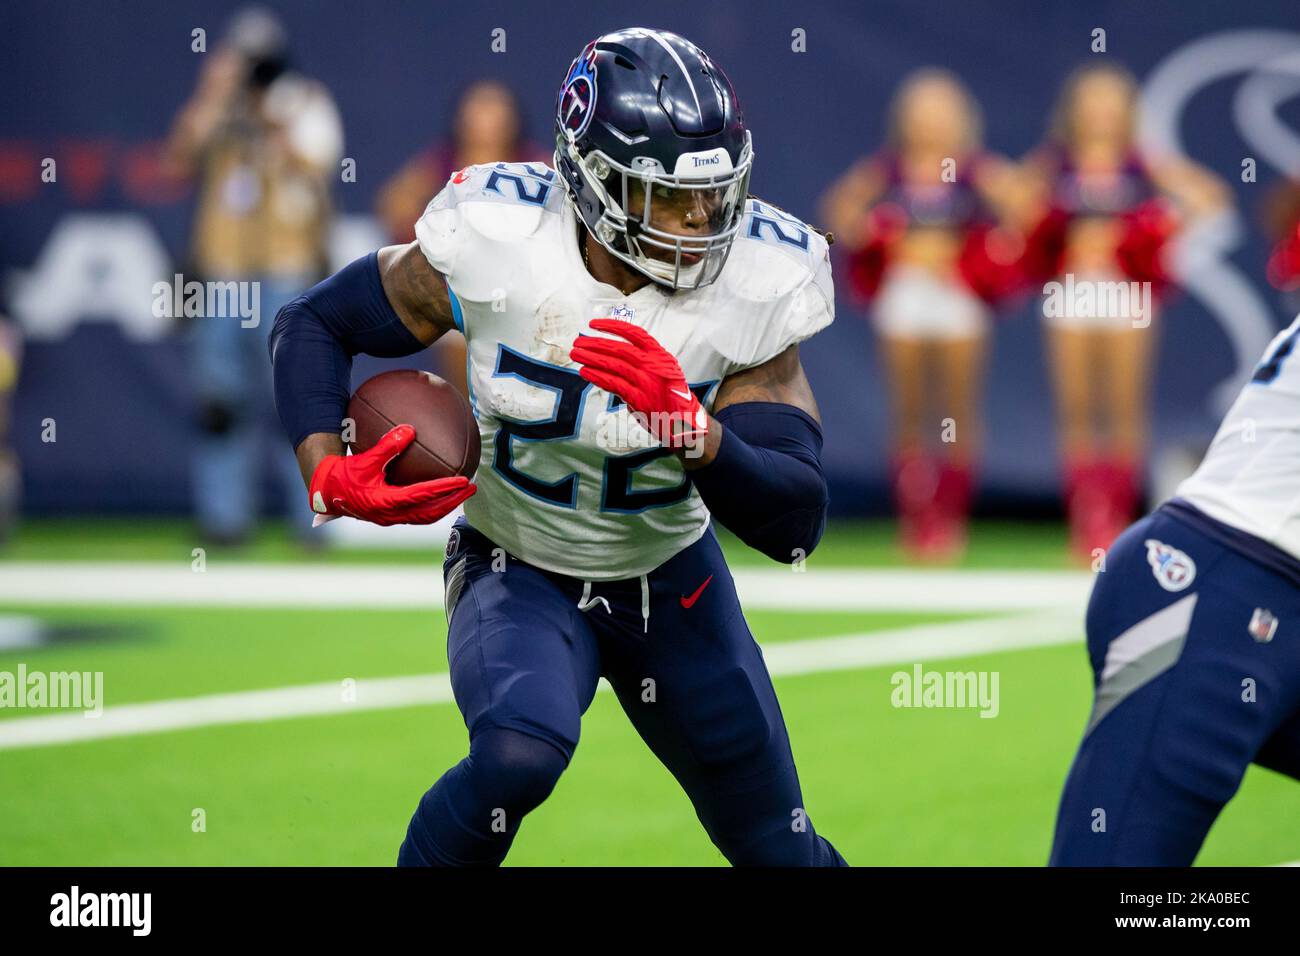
[398,520,846,866]
[1050,508,1300,865]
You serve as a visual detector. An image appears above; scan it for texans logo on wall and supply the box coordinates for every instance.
[559,40,599,137]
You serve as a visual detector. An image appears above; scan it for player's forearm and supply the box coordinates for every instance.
[687,402,829,563]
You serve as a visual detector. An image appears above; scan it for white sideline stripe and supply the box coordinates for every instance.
[0,610,1080,751]
[0,562,1094,612]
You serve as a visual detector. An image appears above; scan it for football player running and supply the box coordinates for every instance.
[269,28,846,866]
[1050,312,1300,865]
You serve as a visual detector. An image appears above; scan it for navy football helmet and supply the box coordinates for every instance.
[554,28,753,290]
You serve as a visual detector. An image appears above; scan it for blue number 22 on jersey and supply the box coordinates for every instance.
[490,345,712,513]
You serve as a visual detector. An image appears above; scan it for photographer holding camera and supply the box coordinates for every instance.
[164,7,343,547]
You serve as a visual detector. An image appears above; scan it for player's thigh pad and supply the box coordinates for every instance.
[443,527,601,759]
[604,528,792,777]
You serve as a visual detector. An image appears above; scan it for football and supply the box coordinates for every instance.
[346,369,479,485]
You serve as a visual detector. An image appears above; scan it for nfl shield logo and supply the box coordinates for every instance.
[610,304,635,320]
[1248,608,1278,643]
[1144,539,1196,592]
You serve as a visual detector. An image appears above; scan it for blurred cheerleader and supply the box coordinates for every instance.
[820,69,1024,560]
[1263,175,1300,314]
[1019,64,1229,560]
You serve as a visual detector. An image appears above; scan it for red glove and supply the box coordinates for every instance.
[309,424,476,526]
[570,318,709,449]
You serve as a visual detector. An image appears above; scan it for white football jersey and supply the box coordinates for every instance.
[1176,311,1300,559]
[416,161,834,580]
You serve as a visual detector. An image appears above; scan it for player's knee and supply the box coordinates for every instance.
[468,726,569,816]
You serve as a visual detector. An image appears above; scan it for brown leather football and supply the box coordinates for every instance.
[346,370,479,485]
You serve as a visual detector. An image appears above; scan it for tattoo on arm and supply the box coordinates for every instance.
[713,345,821,422]
[377,241,458,346]
[678,345,819,471]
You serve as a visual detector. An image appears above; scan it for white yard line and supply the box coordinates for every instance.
[0,562,1094,612]
[0,676,451,751]
[759,609,1080,677]
[0,609,1080,751]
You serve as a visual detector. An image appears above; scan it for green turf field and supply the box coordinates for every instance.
[0,519,1295,866]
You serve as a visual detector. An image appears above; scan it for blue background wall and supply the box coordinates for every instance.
[3,0,1298,515]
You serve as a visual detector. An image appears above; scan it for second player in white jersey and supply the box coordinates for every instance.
[1176,312,1300,559]
[416,161,834,579]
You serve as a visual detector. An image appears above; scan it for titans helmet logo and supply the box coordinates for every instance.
[559,40,599,138]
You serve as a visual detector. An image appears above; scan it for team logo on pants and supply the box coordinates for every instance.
[1144,538,1196,592]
